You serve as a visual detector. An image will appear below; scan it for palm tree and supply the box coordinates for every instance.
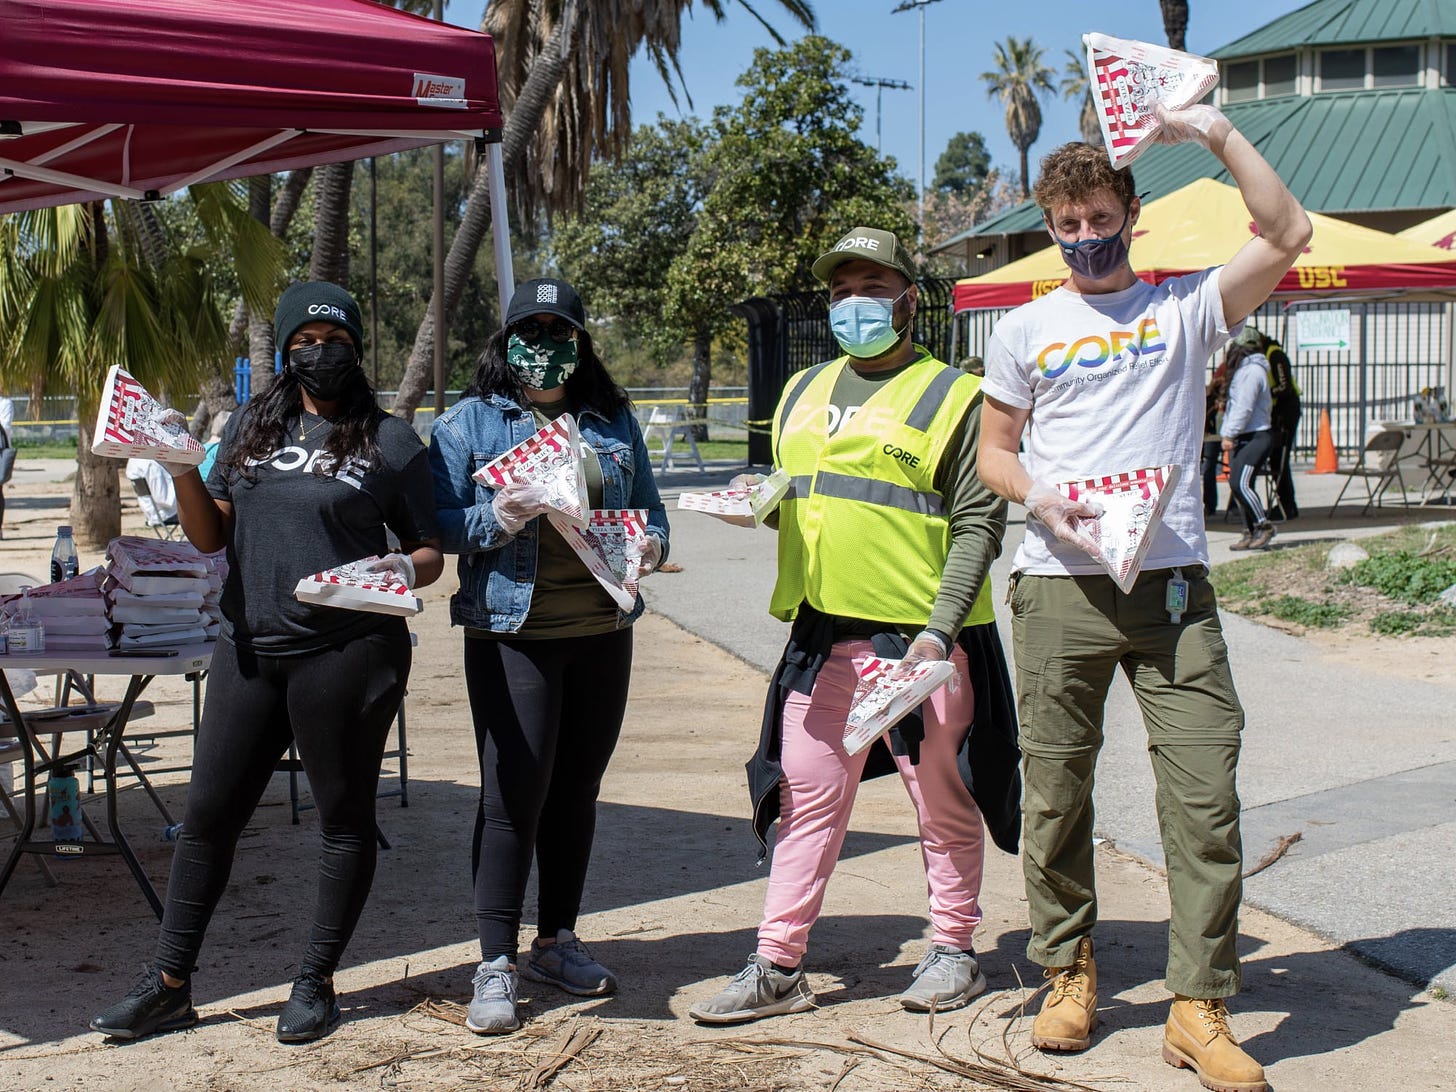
[388,0,817,420]
[1060,48,1102,146]
[981,37,1057,199]
[1161,0,1189,51]
[0,187,283,547]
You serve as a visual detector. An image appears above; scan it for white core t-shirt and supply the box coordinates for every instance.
[982,268,1237,576]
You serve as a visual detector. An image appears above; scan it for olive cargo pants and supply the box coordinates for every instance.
[1010,567,1245,999]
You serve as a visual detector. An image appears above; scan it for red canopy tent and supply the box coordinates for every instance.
[0,0,515,301]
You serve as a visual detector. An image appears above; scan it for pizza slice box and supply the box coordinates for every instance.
[293,557,423,618]
[108,573,213,597]
[843,657,957,757]
[118,625,208,650]
[91,365,205,465]
[472,414,590,530]
[1,570,109,617]
[44,633,115,652]
[677,467,792,525]
[1058,464,1181,594]
[107,535,211,580]
[547,509,649,612]
[35,615,114,636]
[109,603,207,626]
[119,618,208,638]
[1084,32,1220,169]
[110,587,206,610]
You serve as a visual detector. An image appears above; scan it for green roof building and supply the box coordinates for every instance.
[933,0,1456,272]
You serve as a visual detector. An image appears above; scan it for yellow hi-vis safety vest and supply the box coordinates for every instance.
[768,350,996,628]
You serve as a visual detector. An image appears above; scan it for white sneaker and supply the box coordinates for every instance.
[689,954,815,1025]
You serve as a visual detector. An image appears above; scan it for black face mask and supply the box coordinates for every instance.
[289,342,360,401]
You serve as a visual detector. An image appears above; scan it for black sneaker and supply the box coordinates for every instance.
[90,965,198,1040]
[276,969,341,1043]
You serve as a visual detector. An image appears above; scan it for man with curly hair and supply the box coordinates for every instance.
[977,106,1310,1092]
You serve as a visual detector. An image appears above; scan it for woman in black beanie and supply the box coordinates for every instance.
[91,282,443,1044]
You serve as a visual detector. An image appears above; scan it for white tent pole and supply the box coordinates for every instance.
[485,141,515,317]
[0,155,147,199]
[160,129,299,194]
[0,124,120,187]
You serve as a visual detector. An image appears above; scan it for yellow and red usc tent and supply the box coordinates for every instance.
[1397,208,1456,251]
[953,178,1456,312]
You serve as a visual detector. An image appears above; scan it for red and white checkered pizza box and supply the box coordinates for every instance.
[1084,33,1220,169]
[472,414,590,529]
[293,558,423,617]
[1058,464,1181,593]
[843,656,957,757]
[677,467,792,525]
[547,509,649,612]
[91,365,205,464]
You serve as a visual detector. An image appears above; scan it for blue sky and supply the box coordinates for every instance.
[449,0,1313,188]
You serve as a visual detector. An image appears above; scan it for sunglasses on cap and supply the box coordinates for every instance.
[511,317,577,343]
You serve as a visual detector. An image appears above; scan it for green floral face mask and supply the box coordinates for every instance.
[506,332,579,391]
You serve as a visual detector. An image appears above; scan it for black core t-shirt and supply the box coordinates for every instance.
[207,406,438,655]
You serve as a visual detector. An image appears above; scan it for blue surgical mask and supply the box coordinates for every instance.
[1048,209,1131,282]
[828,287,911,359]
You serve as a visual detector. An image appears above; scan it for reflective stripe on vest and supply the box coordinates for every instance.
[769,351,995,627]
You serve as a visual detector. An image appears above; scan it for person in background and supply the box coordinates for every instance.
[1221,340,1277,550]
[1258,329,1302,520]
[0,392,13,538]
[196,409,233,482]
[1202,360,1230,518]
[91,281,443,1045]
[125,457,179,526]
[429,277,669,1036]
[690,227,1019,1027]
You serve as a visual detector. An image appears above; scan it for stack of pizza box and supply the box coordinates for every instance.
[1,569,112,652]
[105,536,213,649]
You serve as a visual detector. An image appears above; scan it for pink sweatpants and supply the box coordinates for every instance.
[757,639,985,968]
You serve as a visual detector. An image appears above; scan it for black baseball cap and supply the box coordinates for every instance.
[274,281,365,353]
[504,278,587,332]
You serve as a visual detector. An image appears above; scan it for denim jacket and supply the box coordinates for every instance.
[429,393,670,633]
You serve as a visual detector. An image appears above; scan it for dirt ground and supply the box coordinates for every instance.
[1,472,1454,1090]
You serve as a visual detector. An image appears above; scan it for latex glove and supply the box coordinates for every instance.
[1024,479,1105,561]
[155,409,200,478]
[719,473,764,528]
[491,482,552,535]
[626,534,664,578]
[365,551,416,589]
[1153,103,1232,150]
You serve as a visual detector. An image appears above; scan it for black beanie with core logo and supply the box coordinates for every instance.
[273,281,365,355]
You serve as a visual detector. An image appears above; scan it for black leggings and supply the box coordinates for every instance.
[154,625,411,980]
[465,628,633,961]
[1229,430,1276,533]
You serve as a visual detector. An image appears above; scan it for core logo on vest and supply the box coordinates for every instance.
[883,443,921,468]
[1035,318,1167,380]
[247,446,370,490]
[307,303,350,324]
[835,236,881,254]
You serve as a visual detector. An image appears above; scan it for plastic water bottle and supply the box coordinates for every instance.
[50,764,83,852]
[50,525,79,584]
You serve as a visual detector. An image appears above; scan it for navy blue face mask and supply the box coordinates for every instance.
[1048,209,1131,282]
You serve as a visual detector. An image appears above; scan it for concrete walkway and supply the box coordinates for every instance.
[642,460,1456,995]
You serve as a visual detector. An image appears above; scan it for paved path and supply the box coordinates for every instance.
[642,461,1456,994]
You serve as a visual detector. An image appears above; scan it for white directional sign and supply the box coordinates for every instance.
[1296,309,1352,352]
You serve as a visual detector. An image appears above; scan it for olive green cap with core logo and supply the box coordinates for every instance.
[811,227,917,285]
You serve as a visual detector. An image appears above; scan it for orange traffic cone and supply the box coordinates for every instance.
[1311,409,1337,474]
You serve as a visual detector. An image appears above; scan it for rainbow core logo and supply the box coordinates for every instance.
[1036,319,1167,379]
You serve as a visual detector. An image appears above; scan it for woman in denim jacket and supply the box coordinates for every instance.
[429,278,669,1036]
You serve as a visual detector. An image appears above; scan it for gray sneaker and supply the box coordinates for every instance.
[521,929,617,996]
[898,944,988,1012]
[466,956,520,1035]
[689,954,816,1025]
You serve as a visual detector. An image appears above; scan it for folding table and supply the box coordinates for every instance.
[0,644,213,917]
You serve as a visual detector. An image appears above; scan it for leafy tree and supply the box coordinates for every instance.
[0,188,282,546]
[981,37,1057,199]
[1060,47,1103,146]
[388,0,817,420]
[933,131,991,196]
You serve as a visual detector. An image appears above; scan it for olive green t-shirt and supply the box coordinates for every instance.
[469,394,622,639]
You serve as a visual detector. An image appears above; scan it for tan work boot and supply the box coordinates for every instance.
[1031,937,1097,1051]
[1162,996,1268,1092]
